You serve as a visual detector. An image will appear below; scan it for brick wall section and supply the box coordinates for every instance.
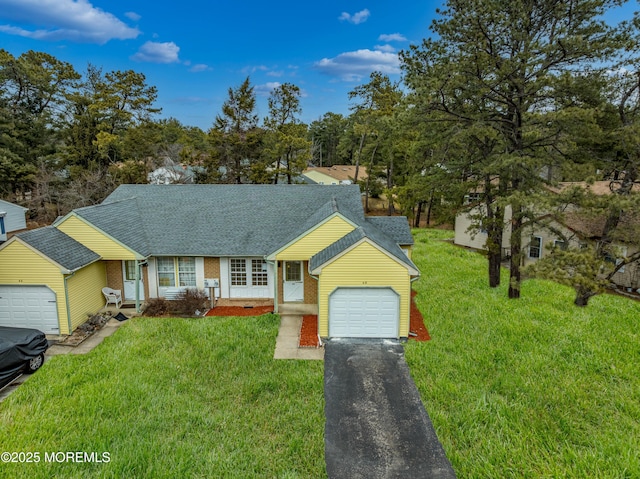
[304,262,318,304]
[141,265,150,299]
[204,257,220,279]
[105,260,123,292]
[277,261,283,301]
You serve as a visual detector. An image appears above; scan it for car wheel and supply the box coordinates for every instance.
[26,353,45,373]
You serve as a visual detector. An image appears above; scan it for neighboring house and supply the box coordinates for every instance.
[302,165,368,185]
[454,182,640,291]
[0,199,28,242]
[147,164,200,184]
[0,185,419,339]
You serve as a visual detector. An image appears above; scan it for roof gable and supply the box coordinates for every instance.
[11,226,100,272]
[55,211,145,260]
[310,225,419,275]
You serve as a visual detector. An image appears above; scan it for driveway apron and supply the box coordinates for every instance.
[324,339,456,479]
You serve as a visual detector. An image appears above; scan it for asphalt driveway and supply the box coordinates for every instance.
[324,339,456,479]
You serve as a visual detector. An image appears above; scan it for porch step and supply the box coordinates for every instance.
[278,304,318,315]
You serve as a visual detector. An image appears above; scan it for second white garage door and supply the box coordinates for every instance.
[0,285,59,334]
[329,287,399,338]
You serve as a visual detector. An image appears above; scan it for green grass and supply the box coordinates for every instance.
[0,314,325,478]
[406,229,640,478]
[2,231,639,478]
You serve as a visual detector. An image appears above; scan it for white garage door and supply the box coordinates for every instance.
[329,287,399,338]
[0,285,59,334]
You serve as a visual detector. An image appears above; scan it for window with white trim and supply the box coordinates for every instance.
[553,239,567,250]
[464,192,481,205]
[230,258,268,288]
[230,259,247,286]
[605,247,627,273]
[529,236,542,259]
[156,257,196,288]
[252,259,268,286]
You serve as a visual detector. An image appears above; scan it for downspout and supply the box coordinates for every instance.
[309,267,322,346]
[63,271,76,335]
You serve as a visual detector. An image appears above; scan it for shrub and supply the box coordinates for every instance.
[143,298,169,316]
[172,288,210,316]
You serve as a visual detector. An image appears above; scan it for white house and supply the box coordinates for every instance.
[0,199,28,242]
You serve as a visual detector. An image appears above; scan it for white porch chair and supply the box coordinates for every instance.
[102,287,123,308]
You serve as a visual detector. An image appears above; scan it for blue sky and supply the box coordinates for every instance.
[0,0,441,129]
[0,1,636,130]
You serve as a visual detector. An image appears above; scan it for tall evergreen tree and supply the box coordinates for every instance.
[261,83,310,184]
[401,0,628,298]
[210,77,262,183]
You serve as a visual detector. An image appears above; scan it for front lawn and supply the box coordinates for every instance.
[0,314,325,478]
[406,229,640,478]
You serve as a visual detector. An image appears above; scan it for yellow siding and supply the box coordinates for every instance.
[276,216,355,260]
[303,170,339,185]
[66,261,107,333]
[57,215,137,260]
[0,241,67,332]
[317,241,411,338]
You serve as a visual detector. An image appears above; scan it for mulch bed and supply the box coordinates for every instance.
[298,290,430,347]
[299,315,320,348]
[205,306,274,317]
[409,290,430,341]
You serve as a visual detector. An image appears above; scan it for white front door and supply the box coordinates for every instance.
[283,261,304,302]
[123,261,145,301]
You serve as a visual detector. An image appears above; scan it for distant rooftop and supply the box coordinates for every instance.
[303,165,368,183]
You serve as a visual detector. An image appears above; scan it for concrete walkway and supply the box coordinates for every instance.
[324,340,456,479]
[273,314,324,360]
[47,317,124,356]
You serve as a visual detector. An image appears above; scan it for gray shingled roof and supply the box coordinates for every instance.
[309,221,418,273]
[59,185,418,273]
[366,217,414,245]
[95,184,366,256]
[71,199,152,257]
[17,227,100,272]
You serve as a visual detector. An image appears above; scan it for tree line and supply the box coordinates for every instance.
[2,0,640,306]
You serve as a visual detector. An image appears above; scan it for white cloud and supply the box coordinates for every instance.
[189,63,212,73]
[131,41,180,63]
[338,9,370,25]
[255,82,281,96]
[314,49,400,82]
[242,65,269,74]
[124,11,141,22]
[378,33,407,42]
[0,0,139,44]
[374,44,396,53]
